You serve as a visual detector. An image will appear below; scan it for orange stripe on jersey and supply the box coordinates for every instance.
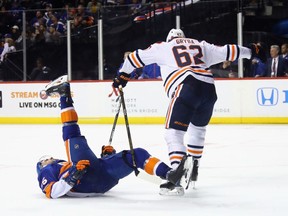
[44,182,55,198]
[193,69,209,73]
[59,162,72,176]
[61,108,78,123]
[130,52,141,68]
[164,67,188,93]
[144,157,160,175]
[65,140,72,162]
[230,45,236,61]
[165,85,182,128]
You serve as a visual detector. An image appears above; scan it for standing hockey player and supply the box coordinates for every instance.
[112,28,265,195]
[36,75,191,199]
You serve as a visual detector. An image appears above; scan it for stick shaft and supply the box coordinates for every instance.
[108,97,121,145]
[119,87,139,175]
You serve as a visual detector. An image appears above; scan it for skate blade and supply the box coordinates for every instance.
[159,187,184,196]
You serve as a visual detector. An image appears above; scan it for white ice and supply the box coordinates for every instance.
[0,124,287,216]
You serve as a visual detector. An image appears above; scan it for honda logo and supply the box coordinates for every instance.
[257,88,278,106]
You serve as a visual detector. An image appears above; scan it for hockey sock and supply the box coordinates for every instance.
[186,123,206,159]
[164,128,186,169]
[144,156,170,179]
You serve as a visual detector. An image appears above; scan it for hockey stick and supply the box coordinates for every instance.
[108,96,121,146]
[118,86,161,184]
[118,86,140,176]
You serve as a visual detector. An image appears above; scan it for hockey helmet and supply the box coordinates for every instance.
[36,155,55,175]
[166,28,185,42]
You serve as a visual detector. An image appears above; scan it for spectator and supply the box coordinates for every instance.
[138,63,161,79]
[211,61,238,78]
[45,24,63,44]
[0,36,16,62]
[281,43,288,60]
[251,57,267,77]
[29,57,54,81]
[72,4,94,30]
[30,10,45,28]
[0,38,4,81]
[43,3,54,27]
[46,14,65,34]
[30,23,47,44]
[266,45,288,77]
[10,25,22,49]
[10,25,20,42]
[0,36,16,81]
[87,0,101,14]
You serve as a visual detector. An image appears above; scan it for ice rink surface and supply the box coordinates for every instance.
[1,123,288,216]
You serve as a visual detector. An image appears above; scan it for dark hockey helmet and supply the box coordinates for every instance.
[36,155,55,175]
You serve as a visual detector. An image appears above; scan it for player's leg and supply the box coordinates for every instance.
[103,148,189,186]
[165,80,201,169]
[185,78,217,186]
[163,75,216,191]
[44,75,98,163]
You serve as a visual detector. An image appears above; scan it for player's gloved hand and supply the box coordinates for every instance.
[249,43,266,63]
[101,145,116,157]
[63,160,90,187]
[112,72,131,88]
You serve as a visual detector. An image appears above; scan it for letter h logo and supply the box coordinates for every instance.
[257,88,278,106]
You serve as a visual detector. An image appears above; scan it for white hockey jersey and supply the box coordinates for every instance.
[119,38,252,98]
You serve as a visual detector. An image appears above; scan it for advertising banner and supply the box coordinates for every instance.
[0,79,287,124]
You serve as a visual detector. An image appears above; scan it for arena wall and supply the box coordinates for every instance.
[0,79,287,124]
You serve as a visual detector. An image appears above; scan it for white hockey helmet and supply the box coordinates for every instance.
[166,28,185,42]
[36,155,55,175]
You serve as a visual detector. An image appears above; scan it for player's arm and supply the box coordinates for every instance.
[201,41,251,67]
[43,178,73,199]
[113,44,158,88]
[202,41,264,67]
[40,160,90,199]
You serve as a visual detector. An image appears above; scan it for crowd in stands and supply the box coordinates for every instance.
[0,0,167,81]
[0,1,287,81]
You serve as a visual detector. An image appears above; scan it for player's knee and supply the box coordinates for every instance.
[62,124,81,141]
[134,148,151,168]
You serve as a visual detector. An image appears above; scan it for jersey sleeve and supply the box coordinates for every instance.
[38,164,72,199]
[119,43,160,74]
[201,41,251,67]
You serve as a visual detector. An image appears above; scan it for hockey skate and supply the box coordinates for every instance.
[40,75,71,99]
[159,181,184,196]
[181,157,199,190]
[159,155,191,196]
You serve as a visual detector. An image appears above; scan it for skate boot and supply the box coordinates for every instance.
[181,157,199,189]
[159,181,184,196]
[44,75,70,97]
[159,155,190,196]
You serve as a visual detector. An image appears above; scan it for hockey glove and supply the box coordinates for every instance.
[63,160,90,187]
[101,145,116,157]
[112,72,131,88]
[249,43,266,63]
